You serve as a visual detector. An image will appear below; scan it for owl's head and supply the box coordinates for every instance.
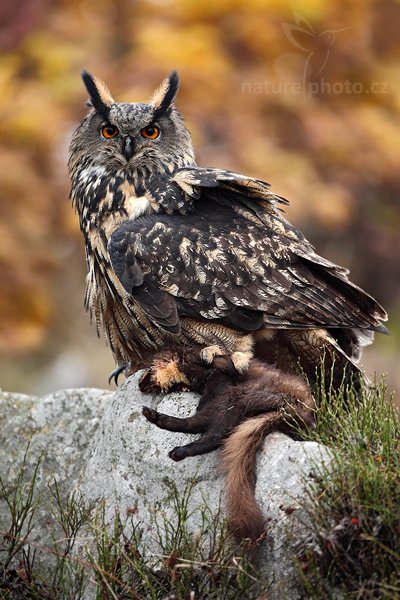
[69,70,195,179]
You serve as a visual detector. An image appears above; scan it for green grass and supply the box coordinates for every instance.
[294,372,400,599]
[0,446,90,599]
[87,477,271,599]
[0,454,270,599]
[1,372,399,599]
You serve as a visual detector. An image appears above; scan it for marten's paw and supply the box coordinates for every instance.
[142,406,176,430]
[169,446,188,461]
[142,405,160,423]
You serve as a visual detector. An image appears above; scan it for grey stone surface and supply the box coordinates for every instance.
[255,433,329,598]
[0,387,112,553]
[79,375,222,531]
[0,387,113,482]
[80,372,330,598]
[0,376,330,598]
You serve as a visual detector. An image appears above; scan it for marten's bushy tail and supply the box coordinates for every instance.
[221,412,282,541]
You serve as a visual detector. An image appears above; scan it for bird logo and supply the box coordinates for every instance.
[282,12,352,82]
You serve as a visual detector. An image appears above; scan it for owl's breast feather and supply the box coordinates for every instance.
[125,195,152,220]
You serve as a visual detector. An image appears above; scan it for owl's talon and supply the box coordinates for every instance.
[200,345,225,366]
[231,351,251,373]
[108,364,128,386]
[200,344,251,373]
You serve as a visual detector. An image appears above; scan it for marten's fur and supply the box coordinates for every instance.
[140,346,315,542]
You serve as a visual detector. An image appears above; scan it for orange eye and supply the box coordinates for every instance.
[101,123,119,139]
[140,125,160,139]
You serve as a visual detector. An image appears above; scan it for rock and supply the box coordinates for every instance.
[0,377,330,599]
[80,372,330,599]
[0,387,112,554]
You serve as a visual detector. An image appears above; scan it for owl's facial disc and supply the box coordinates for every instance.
[121,125,161,161]
[72,69,196,174]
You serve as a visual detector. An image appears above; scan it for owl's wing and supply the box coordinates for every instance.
[145,166,288,216]
[109,204,387,336]
[148,167,354,279]
[171,166,288,207]
[108,240,180,334]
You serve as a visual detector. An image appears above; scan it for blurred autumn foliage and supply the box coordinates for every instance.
[0,0,399,394]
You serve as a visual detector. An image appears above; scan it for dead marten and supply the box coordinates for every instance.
[139,345,315,542]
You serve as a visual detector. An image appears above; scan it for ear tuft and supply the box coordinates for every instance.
[81,70,114,118]
[151,71,180,120]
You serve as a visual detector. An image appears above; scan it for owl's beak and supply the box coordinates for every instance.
[122,135,134,161]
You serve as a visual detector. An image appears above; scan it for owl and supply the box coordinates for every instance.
[68,70,388,388]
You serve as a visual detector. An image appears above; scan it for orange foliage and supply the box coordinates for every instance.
[0,0,399,390]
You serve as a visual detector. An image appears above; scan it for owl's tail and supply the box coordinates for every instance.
[256,327,366,392]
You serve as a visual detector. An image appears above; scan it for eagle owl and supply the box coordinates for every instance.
[68,71,388,387]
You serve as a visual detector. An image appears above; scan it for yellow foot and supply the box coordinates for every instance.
[200,344,225,365]
[200,343,252,374]
[231,351,252,373]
